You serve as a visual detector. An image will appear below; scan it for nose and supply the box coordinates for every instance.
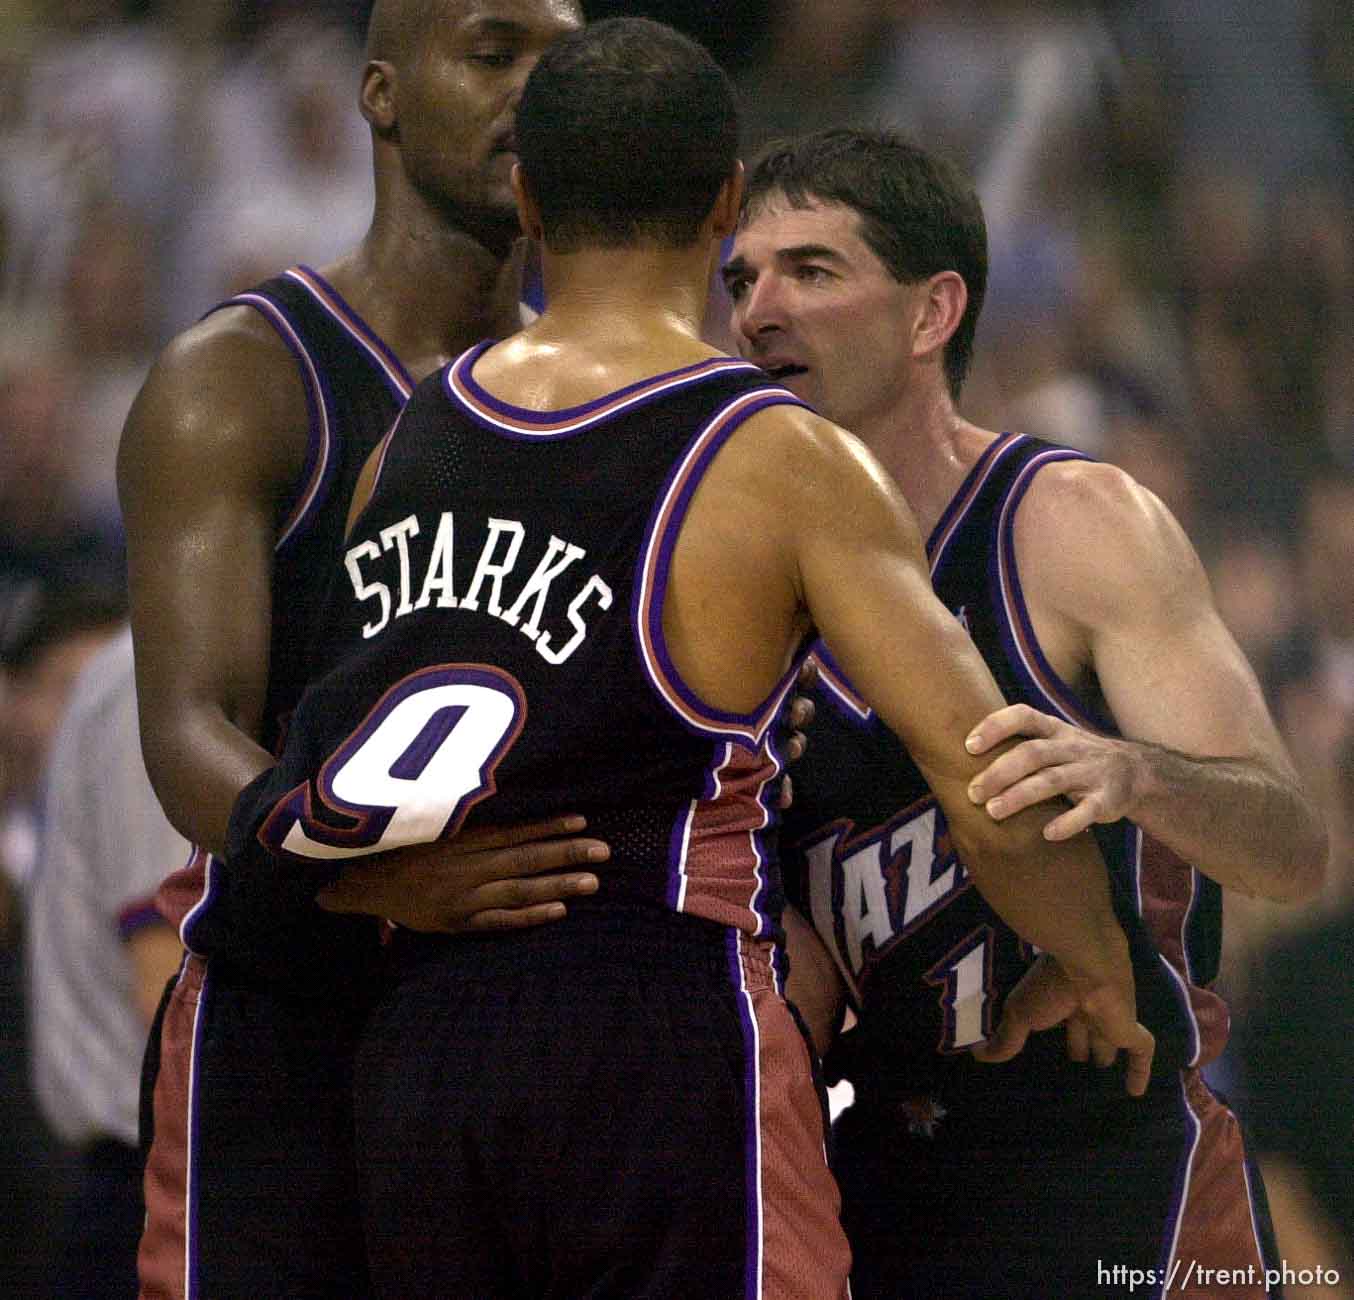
[734,275,784,345]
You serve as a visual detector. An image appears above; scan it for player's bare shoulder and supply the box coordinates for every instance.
[1013,456,1204,624]
[119,304,312,500]
[732,402,917,526]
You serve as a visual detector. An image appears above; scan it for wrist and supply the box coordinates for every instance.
[1057,920,1132,994]
[1119,737,1159,824]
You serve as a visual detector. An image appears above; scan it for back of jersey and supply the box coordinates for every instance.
[225,343,808,954]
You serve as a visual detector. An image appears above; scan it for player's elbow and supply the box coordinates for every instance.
[955,803,1055,870]
[1231,806,1330,904]
[1275,815,1330,904]
[138,720,199,843]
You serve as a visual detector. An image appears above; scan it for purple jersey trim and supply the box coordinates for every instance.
[287,265,414,404]
[1158,1074,1206,1299]
[927,431,1024,576]
[178,847,217,957]
[634,388,810,747]
[727,928,765,1299]
[665,737,784,939]
[990,447,1111,732]
[185,962,209,1300]
[444,342,766,440]
[214,291,335,553]
[807,640,874,726]
[1129,822,1205,1068]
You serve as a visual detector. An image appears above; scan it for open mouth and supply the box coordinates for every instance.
[764,364,808,381]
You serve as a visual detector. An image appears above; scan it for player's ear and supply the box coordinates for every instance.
[360,60,398,135]
[709,162,745,240]
[512,164,544,242]
[913,270,967,360]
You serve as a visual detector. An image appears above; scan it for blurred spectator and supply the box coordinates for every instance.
[733,0,903,156]
[0,579,124,1298]
[1310,0,1354,167]
[0,581,127,893]
[1278,471,1354,899]
[58,200,161,522]
[1221,472,1354,1006]
[0,355,126,619]
[1235,734,1354,1295]
[1206,533,1302,697]
[164,18,372,325]
[14,0,181,311]
[1112,0,1348,189]
[27,627,186,1299]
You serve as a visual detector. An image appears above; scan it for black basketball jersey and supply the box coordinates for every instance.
[227,266,415,753]
[781,432,1229,1122]
[222,344,810,951]
[168,265,412,953]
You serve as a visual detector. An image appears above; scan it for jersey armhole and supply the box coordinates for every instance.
[990,448,1115,734]
[207,288,335,554]
[632,387,810,749]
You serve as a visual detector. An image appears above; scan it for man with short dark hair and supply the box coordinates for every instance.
[724,127,1327,1298]
[226,22,1151,1298]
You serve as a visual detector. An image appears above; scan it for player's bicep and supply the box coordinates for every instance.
[122,322,310,698]
[1033,472,1291,766]
[1095,591,1290,764]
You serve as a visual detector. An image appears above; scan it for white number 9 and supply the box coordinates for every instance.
[266,664,525,860]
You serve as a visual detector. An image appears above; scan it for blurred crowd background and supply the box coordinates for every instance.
[0,0,1350,1294]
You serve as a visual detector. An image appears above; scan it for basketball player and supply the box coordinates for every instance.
[721,128,1328,1298]
[116,3,597,1296]
[222,21,1154,1297]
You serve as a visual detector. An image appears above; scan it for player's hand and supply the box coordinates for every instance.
[974,952,1154,1096]
[776,659,819,810]
[315,814,607,933]
[965,704,1141,840]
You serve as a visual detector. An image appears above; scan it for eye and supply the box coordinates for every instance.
[723,275,750,302]
[795,264,830,284]
[470,47,517,68]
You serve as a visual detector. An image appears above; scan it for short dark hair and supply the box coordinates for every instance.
[742,129,988,398]
[516,17,738,252]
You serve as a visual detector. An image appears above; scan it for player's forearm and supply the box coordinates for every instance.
[140,706,275,858]
[783,904,845,1057]
[1125,743,1328,902]
[956,808,1131,992]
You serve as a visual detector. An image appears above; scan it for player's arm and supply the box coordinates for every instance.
[117,312,307,856]
[127,923,185,1026]
[783,902,845,1057]
[964,463,1328,902]
[763,411,1152,1090]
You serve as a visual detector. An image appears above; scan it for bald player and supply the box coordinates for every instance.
[118,4,596,1296]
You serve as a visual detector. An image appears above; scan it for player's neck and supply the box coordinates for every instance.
[857,385,999,542]
[322,205,510,381]
[536,245,714,345]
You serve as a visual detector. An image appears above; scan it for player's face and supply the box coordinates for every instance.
[724,197,924,432]
[395,0,582,220]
